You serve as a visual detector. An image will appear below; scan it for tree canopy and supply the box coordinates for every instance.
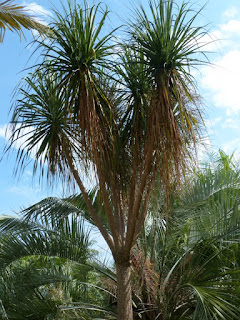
[6,1,211,318]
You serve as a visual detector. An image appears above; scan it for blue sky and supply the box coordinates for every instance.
[1,0,240,216]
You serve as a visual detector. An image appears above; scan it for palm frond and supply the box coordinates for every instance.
[0,0,48,41]
[0,214,91,270]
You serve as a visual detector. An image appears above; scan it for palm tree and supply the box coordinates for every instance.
[7,1,210,319]
[136,151,240,319]
[0,0,48,42]
[14,151,240,320]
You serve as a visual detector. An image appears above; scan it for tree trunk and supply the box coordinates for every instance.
[116,260,133,320]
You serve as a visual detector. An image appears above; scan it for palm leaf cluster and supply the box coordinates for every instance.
[0,0,48,41]
[0,215,116,319]
[137,152,240,319]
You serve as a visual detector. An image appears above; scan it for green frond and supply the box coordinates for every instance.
[22,187,111,233]
[0,0,48,42]
[138,152,240,319]
[0,213,116,319]
[0,214,91,270]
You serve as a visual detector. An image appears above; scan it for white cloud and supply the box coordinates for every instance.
[196,18,240,54]
[223,6,239,20]
[209,116,222,127]
[196,13,240,148]
[201,19,240,52]
[22,2,52,25]
[220,19,240,35]
[22,2,52,17]
[221,118,240,130]
[197,30,223,51]
[204,116,222,136]
[0,124,41,160]
[196,18,240,119]
[221,138,240,156]
[201,50,240,115]
[8,185,40,196]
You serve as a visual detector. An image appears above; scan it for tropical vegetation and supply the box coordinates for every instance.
[1,152,240,319]
[6,0,210,317]
[4,0,223,318]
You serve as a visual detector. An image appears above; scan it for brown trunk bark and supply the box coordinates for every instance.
[115,260,133,320]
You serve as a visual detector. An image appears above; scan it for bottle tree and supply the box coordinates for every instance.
[8,1,209,319]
